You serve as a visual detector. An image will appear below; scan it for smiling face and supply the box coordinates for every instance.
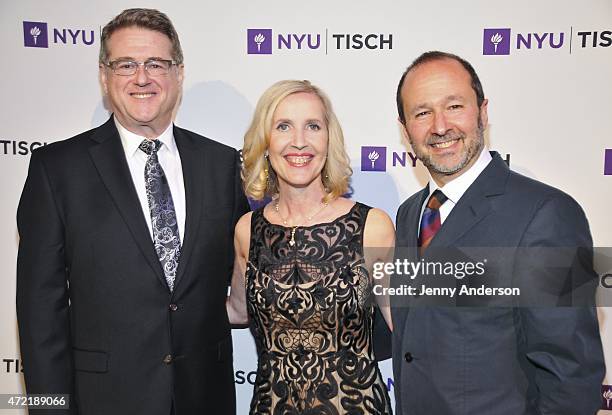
[100,26,184,138]
[268,92,329,193]
[399,58,488,185]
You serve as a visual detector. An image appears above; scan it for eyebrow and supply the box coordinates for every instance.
[109,56,170,62]
[445,94,465,102]
[273,118,324,124]
[409,95,466,114]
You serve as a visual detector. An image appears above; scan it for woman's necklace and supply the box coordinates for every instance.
[274,199,329,246]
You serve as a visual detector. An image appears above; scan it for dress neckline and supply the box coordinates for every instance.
[260,202,360,230]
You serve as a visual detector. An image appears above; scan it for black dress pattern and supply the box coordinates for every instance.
[246,202,392,415]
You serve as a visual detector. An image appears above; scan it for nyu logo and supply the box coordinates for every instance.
[605,149,612,175]
[602,385,612,409]
[361,146,386,172]
[360,148,510,172]
[53,28,95,45]
[484,26,612,55]
[247,28,392,54]
[483,27,565,55]
[23,20,95,48]
[23,21,48,48]
[483,28,511,55]
[247,28,321,54]
[360,147,421,172]
[247,29,272,54]
[278,33,321,50]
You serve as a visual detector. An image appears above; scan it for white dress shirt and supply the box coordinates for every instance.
[419,149,493,234]
[115,119,186,242]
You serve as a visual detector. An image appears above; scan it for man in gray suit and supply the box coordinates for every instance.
[391,51,604,414]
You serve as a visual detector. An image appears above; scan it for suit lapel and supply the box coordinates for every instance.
[428,152,508,249]
[393,187,428,328]
[88,117,167,288]
[173,126,205,290]
[407,187,429,257]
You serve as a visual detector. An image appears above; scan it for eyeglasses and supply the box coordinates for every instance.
[104,59,178,76]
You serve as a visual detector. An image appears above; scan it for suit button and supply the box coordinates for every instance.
[163,354,173,364]
[404,352,413,363]
[169,303,178,311]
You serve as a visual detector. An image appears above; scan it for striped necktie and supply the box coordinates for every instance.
[418,189,448,256]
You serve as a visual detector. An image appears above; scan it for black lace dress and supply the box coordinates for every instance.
[246,202,392,414]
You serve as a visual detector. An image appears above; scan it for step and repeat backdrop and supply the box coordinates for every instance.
[1,0,611,413]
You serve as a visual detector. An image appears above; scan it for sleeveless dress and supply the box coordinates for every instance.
[246,202,392,415]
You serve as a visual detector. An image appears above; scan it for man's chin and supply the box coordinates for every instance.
[423,155,468,176]
[431,166,464,177]
[131,115,158,125]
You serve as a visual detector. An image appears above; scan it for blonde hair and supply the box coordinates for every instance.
[242,80,352,202]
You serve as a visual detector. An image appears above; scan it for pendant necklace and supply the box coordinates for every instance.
[274,199,329,246]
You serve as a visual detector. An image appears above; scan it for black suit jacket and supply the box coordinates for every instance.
[17,117,250,415]
[392,152,604,415]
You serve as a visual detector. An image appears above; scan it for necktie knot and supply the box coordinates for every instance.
[139,139,162,156]
[426,189,448,210]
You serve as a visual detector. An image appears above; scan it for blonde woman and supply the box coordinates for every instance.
[227,80,394,414]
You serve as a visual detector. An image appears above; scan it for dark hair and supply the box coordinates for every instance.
[99,8,183,64]
[396,51,484,123]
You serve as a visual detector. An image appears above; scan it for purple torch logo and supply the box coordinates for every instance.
[602,385,612,409]
[361,146,386,172]
[23,21,48,48]
[247,29,272,54]
[483,28,511,55]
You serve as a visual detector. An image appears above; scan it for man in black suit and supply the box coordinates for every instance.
[16,8,248,415]
[391,51,604,414]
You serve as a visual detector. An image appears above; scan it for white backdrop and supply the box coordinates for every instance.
[1,0,611,413]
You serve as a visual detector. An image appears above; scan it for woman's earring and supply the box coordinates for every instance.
[264,154,271,190]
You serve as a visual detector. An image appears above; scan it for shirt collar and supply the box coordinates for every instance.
[427,148,493,204]
[114,117,177,158]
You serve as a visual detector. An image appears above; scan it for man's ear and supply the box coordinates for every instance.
[479,98,489,128]
[398,118,413,150]
[177,64,185,86]
[99,64,108,95]
[398,118,409,140]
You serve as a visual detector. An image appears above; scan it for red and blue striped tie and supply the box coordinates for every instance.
[418,189,448,256]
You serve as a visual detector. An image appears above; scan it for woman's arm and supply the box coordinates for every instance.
[226,212,252,326]
[364,207,396,331]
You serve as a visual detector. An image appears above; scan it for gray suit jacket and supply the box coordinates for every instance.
[392,152,604,415]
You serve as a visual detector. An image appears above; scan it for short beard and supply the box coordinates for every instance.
[410,117,485,177]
